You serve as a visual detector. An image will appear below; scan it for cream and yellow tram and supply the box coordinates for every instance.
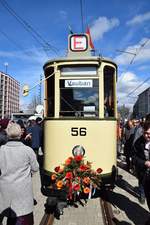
[42,34,117,197]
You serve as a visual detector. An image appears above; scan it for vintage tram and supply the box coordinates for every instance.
[41,34,117,198]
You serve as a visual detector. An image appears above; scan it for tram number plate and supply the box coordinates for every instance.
[71,127,87,136]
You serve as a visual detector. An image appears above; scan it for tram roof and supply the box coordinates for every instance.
[43,56,117,70]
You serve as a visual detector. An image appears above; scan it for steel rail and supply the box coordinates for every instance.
[39,195,116,225]
[100,197,116,225]
[39,213,54,225]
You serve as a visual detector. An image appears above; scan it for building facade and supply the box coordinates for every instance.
[133,87,150,118]
[0,72,20,118]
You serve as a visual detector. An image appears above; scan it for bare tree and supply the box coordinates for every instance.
[118,104,130,120]
[27,95,41,113]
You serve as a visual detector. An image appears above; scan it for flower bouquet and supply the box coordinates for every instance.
[49,155,103,206]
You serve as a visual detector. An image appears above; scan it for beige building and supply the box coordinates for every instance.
[0,72,20,118]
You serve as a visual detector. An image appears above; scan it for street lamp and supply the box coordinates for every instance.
[4,62,8,74]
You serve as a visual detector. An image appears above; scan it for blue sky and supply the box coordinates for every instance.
[0,0,149,110]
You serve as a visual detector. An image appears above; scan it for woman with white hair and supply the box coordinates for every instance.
[0,123,39,225]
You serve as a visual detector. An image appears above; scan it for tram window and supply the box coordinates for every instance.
[104,66,115,117]
[46,70,55,117]
[61,66,97,76]
[59,79,99,117]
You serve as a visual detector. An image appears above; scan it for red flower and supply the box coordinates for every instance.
[58,168,64,173]
[74,155,83,162]
[73,184,80,191]
[83,177,90,185]
[65,157,73,165]
[65,172,73,179]
[54,166,60,173]
[79,165,88,171]
[96,168,103,174]
[65,180,70,187]
[51,154,102,203]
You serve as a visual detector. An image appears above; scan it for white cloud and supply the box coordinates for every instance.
[114,38,150,65]
[0,48,50,110]
[59,10,67,19]
[126,12,150,26]
[138,65,150,71]
[90,17,120,41]
[0,51,15,57]
[117,71,149,109]
[0,47,49,65]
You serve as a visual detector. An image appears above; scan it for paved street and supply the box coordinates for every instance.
[2,157,150,225]
[32,159,150,225]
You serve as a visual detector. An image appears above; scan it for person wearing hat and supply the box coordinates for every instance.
[0,123,39,225]
[0,119,10,146]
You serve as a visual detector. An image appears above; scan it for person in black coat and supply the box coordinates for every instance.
[124,120,135,171]
[132,122,150,210]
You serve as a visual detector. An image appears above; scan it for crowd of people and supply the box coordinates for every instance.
[0,117,43,225]
[117,113,150,224]
[0,113,150,224]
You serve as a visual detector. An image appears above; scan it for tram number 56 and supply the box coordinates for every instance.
[71,127,87,136]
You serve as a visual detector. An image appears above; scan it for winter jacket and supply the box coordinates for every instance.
[0,140,39,217]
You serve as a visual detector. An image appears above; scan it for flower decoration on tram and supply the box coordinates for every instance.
[49,155,103,204]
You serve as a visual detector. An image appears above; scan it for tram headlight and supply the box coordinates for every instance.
[72,145,85,156]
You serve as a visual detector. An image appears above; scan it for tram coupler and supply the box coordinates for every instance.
[44,197,67,220]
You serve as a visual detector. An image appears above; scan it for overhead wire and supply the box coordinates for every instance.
[129,38,150,65]
[0,0,59,56]
[80,0,84,33]
[116,38,150,108]
[0,29,34,56]
[127,77,150,97]
[120,38,149,66]
[0,0,47,54]
[125,38,150,97]
[117,38,150,82]
[117,38,150,98]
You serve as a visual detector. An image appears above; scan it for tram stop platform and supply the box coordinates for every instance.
[2,158,150,225]
[32,158,149,225]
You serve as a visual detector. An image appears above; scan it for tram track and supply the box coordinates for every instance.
[39,196,117,225]
[39,213,54,225]
[100,197,116,225]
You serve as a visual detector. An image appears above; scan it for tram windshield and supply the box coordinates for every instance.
[60,79,99,117]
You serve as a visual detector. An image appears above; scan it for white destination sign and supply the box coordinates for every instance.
[65,80,93,88]
[70,35,87,51]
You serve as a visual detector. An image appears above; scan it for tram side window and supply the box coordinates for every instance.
[46,69,55,117]
[104,66,115,117]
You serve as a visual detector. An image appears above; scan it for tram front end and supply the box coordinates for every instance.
[41,34,118,199]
